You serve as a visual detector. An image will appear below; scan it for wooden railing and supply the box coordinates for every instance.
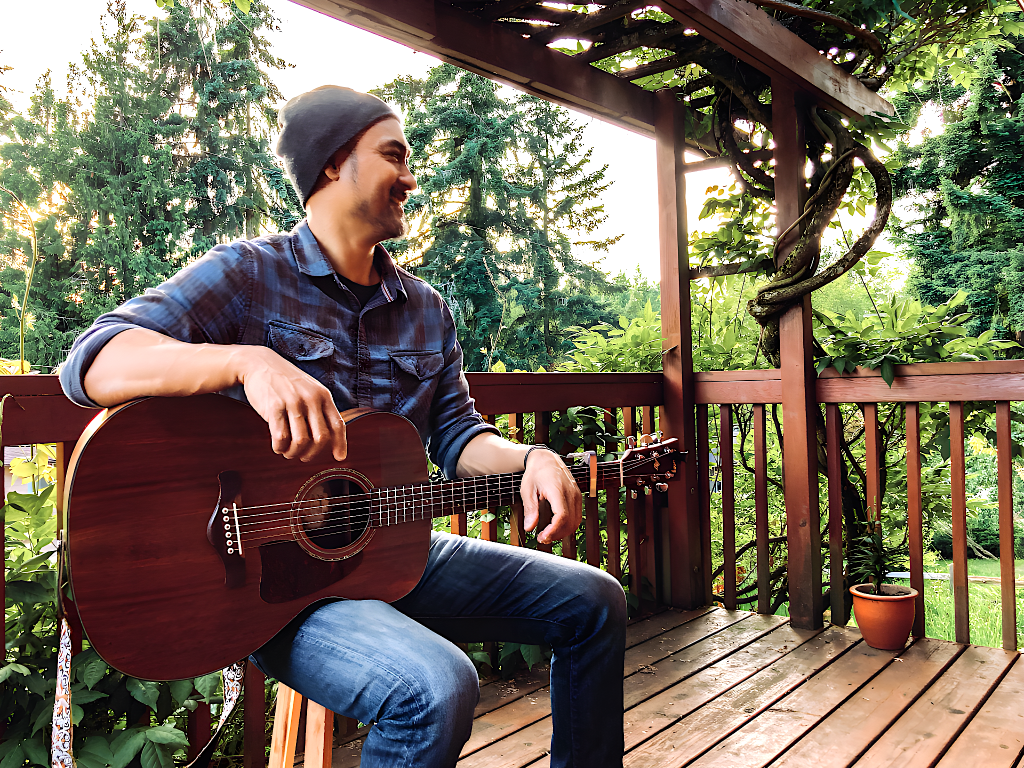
[0,372,666,764]
[4,362,1022,762]
[695,360,1024,652]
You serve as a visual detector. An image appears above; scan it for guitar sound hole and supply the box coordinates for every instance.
[299,477,370,551]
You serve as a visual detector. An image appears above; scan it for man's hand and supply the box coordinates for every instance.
[239,346,347,463]
[457,433,582,545]
[520,448,583,545]
[82,328,347,463]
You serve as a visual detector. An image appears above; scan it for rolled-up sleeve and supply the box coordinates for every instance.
[59,244,255,407]
[426,301,499,479]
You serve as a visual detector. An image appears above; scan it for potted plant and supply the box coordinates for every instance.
[848,528,917,650]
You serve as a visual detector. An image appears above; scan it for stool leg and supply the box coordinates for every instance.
[268,685,303,768]
[304,700,333,768]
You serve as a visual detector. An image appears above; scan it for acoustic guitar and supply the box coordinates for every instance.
[63,394,682,681]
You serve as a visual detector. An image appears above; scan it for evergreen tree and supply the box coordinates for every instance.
[894,31,1024,342]
[0,0,299,368]
[374,65,619,371]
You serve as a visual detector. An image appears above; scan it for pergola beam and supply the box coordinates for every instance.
[657,0,892,118]
[292,0,661,136]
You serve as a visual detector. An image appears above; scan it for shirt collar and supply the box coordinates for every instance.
[291,219,407,303]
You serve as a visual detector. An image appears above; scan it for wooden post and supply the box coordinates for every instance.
[996,401,1017,651]
[245,662,267,768]
[825,404,845,625]
[654,90,704,609]
[950,401,970,644]
[906,402,926,638]
[772,79,823,629]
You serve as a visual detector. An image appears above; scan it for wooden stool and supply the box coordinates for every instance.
[268,685,333,768]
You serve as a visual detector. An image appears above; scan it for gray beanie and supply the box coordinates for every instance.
[275,85,398,207]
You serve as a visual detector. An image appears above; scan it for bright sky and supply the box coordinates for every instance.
[2,0,740,281]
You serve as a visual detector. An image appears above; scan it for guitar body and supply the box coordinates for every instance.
[65,395,431,681]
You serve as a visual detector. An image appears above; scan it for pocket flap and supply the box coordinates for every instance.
[390,351,444,380]
[269,323,334,361]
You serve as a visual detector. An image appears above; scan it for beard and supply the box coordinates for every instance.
[356,187,408,243]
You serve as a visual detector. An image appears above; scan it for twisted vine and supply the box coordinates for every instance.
[746,109,893,366]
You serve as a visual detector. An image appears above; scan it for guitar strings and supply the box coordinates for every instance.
[230,460,639,525]
[231,455,668,547]
[231,454,663,530]
[230,456,655,527]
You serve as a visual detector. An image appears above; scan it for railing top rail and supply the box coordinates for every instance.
[465,372,663,415]
[695,360,1024,405]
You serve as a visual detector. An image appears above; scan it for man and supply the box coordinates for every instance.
[60,86,625,768]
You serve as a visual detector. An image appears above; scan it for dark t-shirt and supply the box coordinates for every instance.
[309,272,380,309]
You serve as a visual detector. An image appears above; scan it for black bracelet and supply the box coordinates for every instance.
[523,444,555,471]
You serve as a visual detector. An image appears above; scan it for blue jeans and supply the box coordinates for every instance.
[251,532,626,768]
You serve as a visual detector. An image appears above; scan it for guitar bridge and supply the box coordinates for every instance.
[208,471,246,589]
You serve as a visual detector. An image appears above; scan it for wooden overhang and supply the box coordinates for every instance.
[290,0,892,143]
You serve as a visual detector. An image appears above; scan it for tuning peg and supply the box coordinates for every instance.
[655,483,669,492]
[626,435,636,449]
[630,489,638,499]
[644,486,652,496]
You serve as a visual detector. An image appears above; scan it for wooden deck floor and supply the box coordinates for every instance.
[324,606,1024,767]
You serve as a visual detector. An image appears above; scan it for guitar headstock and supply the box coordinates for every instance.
[619,436,685,494]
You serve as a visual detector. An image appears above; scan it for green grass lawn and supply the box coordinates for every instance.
[933,557,1024,578]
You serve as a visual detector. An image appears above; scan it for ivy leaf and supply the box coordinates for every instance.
[140,741,175,768]
[126,678,160,709]
[519,644,546,669]
[111,728,148,768]
[0,745,26,768]
[169,679,194,705]
[145,725,189,747]
[194,673,221,703]
[0,663,30,684]
[80,655,109,690]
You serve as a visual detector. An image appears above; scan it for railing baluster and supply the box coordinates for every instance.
[187,704,212,763]
[906,402,925,638]
[697,405,712,605]
[720,404,736,610]
[534,410,553,553]
[825,404,845,625]
[641,405,658,604]
[950,401,970,644]
[585,427,600,567]
[509,412,525,547]
[754,404,770,614]
[605,408,621,580]
[863,403,881,528]
[996,401,1017,651]
[623,407,641,603]
[481,415,499,542]
[244,661,267,768]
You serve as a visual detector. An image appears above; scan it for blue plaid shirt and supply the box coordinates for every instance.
[60,220,497,479]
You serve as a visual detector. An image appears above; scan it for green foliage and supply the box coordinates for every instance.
[848,530,909,594]
[894,30,1024,342]
[814,290,1020,385]
[373,64,620,372]
[0,0,299,369]
[559,301,662,374]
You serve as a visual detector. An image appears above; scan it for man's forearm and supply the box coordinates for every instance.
[456,432,530,477]
[82,328,250,407]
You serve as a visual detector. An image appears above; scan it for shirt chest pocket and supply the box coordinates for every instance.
[268,321,334,385]
[390,350,444,415]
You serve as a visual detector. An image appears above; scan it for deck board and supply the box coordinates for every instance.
[934,655,1024,768]
[685,637,896,767]
[770,638,963,768]
[852,645,1018,768]
[309,608,1023,768]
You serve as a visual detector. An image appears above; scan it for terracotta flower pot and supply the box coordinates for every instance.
[850,583,918,650]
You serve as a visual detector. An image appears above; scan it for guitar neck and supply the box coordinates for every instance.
[371,459,624,526]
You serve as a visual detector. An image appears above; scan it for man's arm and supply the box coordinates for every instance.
[456,432,582,546]
[83,328,347,462]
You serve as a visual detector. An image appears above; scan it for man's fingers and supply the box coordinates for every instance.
[325,403,348,461]
[269,408,292,456]
[302,404,333,462]
[284,406,313,460]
